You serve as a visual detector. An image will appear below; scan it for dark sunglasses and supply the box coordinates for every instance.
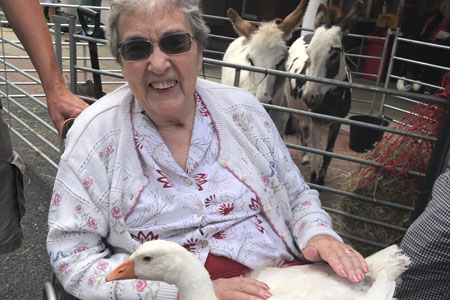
[119,32,193,62]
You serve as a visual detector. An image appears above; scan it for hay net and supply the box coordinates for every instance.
[358,72,450,193]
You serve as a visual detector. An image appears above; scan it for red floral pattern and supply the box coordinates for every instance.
[156,170,174,188]
[248,198,260,211]
[193,173,208,191]
[131,231,159,244]
[218,203,235,215]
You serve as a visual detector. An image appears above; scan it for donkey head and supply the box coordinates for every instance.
[302,0,362,109]
[227,0,309,103]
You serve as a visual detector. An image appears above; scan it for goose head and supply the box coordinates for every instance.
[106,240,218,300]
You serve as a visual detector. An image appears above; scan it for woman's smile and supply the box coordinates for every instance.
[150,80,177,90]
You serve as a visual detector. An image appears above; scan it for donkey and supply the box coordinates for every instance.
[285,0,363,185]
[221,0,309,134]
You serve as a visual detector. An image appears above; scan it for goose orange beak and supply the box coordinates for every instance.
[105,258,137,282]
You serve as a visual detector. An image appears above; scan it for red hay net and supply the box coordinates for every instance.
[359,73,450,193]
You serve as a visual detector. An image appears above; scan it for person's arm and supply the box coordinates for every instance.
[267,117,368,282]
[47,157,179,300]
[0,0,88,131]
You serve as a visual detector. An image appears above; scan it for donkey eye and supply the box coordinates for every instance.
[330,52,339,60]
[248,58,255,66]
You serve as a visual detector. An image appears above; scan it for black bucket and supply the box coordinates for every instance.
[349,115,389,153]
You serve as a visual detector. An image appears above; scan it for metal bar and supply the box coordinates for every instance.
[337,231,386,249]
[0,58,41,84]
[397,36,450,50]
[73,34,107,44]
[233,68,241,87]
[0,90,56,134]
[2,106,59,153]
[203,58,448,104]
[0,74,48,110]
[75,65,124,79]
[264,103,437,142]
[8,126,58,169]
[309,183,415,211]
[207,33,235,42]
[68,16,77,94]
[379,28,402,116]
[345,53,381,60]
[393,56,450,72]
[286,142,426,178]
[52,15,66,71]
[324,207,408,232]
[390,74,444,91]
[350,71,377,77]
[369,28,391,115]
[0,37,25,51]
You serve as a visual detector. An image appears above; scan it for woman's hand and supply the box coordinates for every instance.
[302,235,369,282]
[212,276,272,300]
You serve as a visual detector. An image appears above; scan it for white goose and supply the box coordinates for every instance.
[105,240,409,300]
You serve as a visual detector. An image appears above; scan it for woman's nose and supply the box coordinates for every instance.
[147,46,170,74]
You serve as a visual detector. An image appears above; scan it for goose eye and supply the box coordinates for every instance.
[143,256,152,262]
[248,58,254,66]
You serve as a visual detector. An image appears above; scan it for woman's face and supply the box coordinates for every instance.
[117,6,202,122]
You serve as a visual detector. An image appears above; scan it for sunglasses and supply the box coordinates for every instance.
[119,32,193,62]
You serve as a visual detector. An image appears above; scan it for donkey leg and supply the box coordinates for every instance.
[309,121,327,184]
[316,122,341,185]
[300,123,311,164]
[269,108,290,137]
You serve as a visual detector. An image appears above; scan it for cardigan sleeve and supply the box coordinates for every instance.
[268,120,342,249]
[47,158,179,300]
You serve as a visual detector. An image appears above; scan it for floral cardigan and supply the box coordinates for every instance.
[47,78,342,299]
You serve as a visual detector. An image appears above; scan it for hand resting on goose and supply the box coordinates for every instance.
[106,240,410,300]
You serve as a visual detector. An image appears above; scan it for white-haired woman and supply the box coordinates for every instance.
[46,0,367,299]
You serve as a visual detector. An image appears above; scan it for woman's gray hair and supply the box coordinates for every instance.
[108,0,210,62]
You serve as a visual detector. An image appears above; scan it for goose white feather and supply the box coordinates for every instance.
[106,240,409,300]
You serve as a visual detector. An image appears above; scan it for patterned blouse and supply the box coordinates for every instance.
[126,93,293,269]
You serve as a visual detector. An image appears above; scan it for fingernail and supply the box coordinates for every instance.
[265,292,273,297]
[363,267,369,273]
[340,269,348,277]
[358,274,365,281]
[262,283,271,291]
[352,275,359,282]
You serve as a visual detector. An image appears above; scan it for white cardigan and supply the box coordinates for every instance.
[47,78,342,300]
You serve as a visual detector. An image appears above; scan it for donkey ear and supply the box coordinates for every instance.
[227,8,257,39]
[279,0,310,40]
[314,4,330,28]
[338,0,363,33]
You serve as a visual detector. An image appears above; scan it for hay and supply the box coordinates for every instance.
[337,75,450,256]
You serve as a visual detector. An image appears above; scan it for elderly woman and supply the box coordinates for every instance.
[47,0,368,299]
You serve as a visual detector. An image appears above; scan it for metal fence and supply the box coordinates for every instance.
[1,4,450,253]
